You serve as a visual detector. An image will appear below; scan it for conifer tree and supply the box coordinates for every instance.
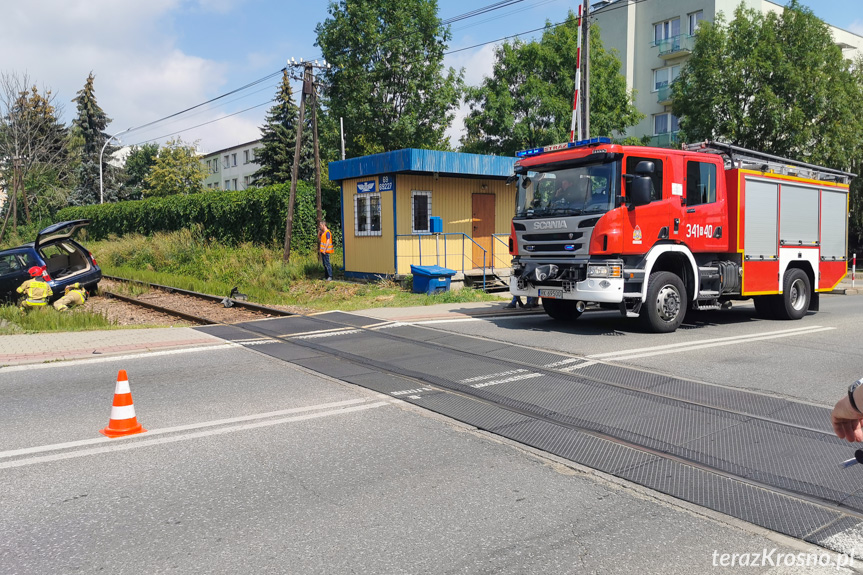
[254,69,314,186]
[69,72,114,205]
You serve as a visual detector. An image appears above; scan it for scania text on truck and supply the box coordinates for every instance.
[508,138,855,333]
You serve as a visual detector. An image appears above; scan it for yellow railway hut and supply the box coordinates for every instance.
[329,149,517,284]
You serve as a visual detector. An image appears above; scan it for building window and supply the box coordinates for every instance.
[231,153,237,167]
[355,193,382,236]
[232,178,238,190]
[411,191,432,234]
[213,160,218,173]
[244,175,251,188]
[686,161,717,206]
[653,113,679,135]
[251,148,257,161]
[225,179,231,190]
[244,150,250,164]
[653,65,680,91]
[688,11,703,35]
[223,155,229,169]
[654,17,680,44]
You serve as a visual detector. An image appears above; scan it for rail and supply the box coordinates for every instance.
[103,275,293,317]
[395,233,489,290]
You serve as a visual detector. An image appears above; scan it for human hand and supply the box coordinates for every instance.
[831,395,863,442]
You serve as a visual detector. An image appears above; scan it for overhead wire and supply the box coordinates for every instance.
[120,0,650,146]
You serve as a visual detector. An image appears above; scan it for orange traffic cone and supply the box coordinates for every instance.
[99,369,147,438]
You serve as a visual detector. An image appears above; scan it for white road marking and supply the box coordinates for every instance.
[470,373,542,389]
[559,360,600,371]
[543,358,582,369]
[391,387,433,396]
[281,327,359,338]
[459,369,529,384]
[588,325,835,361]
[293,329,362,340]
[0,398,373,460]
[0,343,236,373]
[1,401,388,470]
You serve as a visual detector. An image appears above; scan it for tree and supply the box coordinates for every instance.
[121,143,159,200]
[143,138,207,197]
[69,72,115,205]
[254,70,315,186]
[672,1,862,169]
[315,0,463,157]
[461,16,643,155]
[0,72,69,239]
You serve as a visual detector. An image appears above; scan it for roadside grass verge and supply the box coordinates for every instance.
[0,305,116,334]
[90,230,500,311]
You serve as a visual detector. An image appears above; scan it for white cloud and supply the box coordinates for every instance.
[0,0,233,150]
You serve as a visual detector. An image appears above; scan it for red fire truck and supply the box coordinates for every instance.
[508,138,855,333]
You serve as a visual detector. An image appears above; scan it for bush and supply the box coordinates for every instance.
[56,182,339,253]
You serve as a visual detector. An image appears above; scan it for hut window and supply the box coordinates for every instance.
[355,193,382,236]
[412,190,432,234]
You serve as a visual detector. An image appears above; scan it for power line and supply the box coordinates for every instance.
[441,1,526,25]
[128,100,274,147]
[120,0,652,146]
[124,69,284,136]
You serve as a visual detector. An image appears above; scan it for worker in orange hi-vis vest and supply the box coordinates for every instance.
[17,266,53,310]
[318,221,334,281]
[53,282,88,311]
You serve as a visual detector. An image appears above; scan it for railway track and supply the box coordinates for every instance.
[197,311,863,552]
[100,275,292,325]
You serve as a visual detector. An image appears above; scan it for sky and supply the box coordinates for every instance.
[0,0,860,155]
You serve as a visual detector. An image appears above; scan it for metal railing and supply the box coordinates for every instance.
[657,84,673,104]
[654,34,694,58]
[649,131,681,148]
[396,232,509,290]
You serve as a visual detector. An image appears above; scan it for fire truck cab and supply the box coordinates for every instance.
[509,138,854,333]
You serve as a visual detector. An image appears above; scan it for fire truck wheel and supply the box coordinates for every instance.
[642,271,687,333]
[776,268,810,320]
[541,298,583,321]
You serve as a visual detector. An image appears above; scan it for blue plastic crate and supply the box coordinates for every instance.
[410,265,456,294]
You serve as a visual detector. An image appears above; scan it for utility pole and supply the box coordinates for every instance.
[311,73,322,224]
[581,0,590,139]
[282,58,331,263]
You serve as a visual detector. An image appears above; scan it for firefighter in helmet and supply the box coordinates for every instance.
[53,282,88,311]
[17,266,54,310]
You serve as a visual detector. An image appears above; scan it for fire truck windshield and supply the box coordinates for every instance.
[515,160,620,218]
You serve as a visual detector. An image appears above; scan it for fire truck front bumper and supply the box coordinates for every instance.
[509,269,624,304]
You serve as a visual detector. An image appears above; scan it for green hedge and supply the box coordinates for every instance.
[56,183,339,253]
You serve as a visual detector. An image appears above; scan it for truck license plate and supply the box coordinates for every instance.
[539,289,564,299]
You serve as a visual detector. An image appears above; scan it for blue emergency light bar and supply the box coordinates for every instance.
[515,137,612,158]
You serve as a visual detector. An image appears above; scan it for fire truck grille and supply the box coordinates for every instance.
[523,232,585,242]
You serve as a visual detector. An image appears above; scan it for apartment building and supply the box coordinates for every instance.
[591,0,863,145]
[200,139,263,191]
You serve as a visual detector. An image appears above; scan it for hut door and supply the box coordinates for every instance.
[472,194,495,268]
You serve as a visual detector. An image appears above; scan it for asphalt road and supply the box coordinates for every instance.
[2,297,863,574]
[414,295,863,406]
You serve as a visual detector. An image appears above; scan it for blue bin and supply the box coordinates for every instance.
[410,265,456,295]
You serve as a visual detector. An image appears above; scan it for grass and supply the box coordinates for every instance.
[0,304,116,334]
[90,229,500,312]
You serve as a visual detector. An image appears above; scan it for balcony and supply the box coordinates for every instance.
[657,85,673,104]
[654,34,694,59]
[649,132,680,148]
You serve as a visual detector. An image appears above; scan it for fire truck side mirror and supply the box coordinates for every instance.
[630,177,652,207]
[627,161,655,207]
